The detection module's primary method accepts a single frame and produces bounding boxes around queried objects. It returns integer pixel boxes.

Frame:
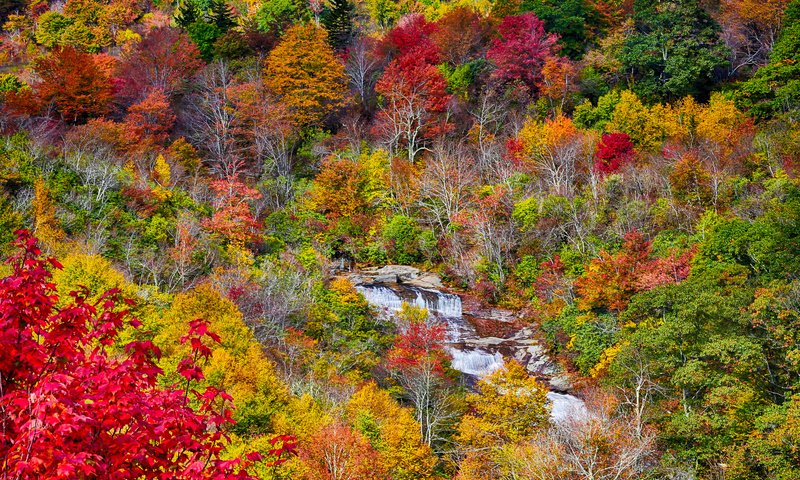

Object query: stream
[354,282,587,423]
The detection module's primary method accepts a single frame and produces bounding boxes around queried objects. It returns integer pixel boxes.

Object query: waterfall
[447,347,504,377]
[355,285,405,313]
[356,284,462,318]
[547,392,588,423]
[355,279,587,423]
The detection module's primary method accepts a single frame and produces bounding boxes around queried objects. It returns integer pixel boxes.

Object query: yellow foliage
[346,382,437,479]
[456,361,549,448]
[696,93,750,147]
[607,90,670,151]
[329,277,366,306]
[52,253,135,301]
[518,115,580,161]
[153,153,171,187]
[271,394,332,443]
[32,179,65,253]
[152,284,289,435]
[589,342,625,379]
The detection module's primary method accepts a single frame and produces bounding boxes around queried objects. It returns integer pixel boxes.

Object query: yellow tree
[32,179,65,252]
[346,382,437,479]
[264,23,348,127]
[456,361,549,479]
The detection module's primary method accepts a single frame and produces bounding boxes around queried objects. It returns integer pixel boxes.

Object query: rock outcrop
[347,265,444,289]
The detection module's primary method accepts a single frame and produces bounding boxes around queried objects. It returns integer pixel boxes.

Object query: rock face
[348,265,444,289]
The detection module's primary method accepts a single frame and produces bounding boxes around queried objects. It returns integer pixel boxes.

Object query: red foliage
[384,13,441,64]
[115,27,204,105]
[386,317,448,375]
[594,132,635,175]
[432,6,494,65]
[124,88,176,144]
[373,50,452,160]
[0,231,263,479]
[535,254,567,303]
[12,47,114,123]
[486,13,558,95]
[202,177,262,246]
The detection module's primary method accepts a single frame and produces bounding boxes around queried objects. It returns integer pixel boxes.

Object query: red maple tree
[0,230,283,479]
[486,13,558,96]
[594,132,635,175]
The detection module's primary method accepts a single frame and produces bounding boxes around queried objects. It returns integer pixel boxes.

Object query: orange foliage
[299,421,387,480]
[575,231,693,312]
[30,47,113,123]
[264,24,348,127]
[124,89,176,144]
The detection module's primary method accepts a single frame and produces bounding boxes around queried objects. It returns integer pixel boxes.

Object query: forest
[1,0,799,477]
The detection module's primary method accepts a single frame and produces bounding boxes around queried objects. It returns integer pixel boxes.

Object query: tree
[299,422,386,480]
[31,47,113,123]
[455,360,549,479]
[486,12,559,97]
[345,382,437,479]
[719,0,790,74]
[735,0,800,120]
[574,230,692,313]
[264,23,348,127]
[0,231,262,478]
[374,54,451,161]
[116,27,204,105]
[594,132,634,175]
[520,0,605,59]
[123,88,176,144]
[203,177,262,247]
[209,0,236,31]
[620,0,730,102]
[321,0,355,49]
[517,115,591,196]
[175,0,200,28]
[385,304,457,447]
[430,6,493,66]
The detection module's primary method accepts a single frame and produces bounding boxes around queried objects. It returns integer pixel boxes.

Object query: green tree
[735,0,800,120]
[620,0,729,102]
[519,0,604,59]
[321,0,354,50]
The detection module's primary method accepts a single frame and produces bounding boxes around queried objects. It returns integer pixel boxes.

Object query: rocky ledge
[347,265,444,290]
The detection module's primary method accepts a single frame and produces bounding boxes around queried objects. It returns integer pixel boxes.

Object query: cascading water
[356,282,586,423]
[355,285,462,317]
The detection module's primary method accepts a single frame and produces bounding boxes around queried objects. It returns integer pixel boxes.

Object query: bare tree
[418,140,477,233]
[188,61,244,180]
[344,36,382,111]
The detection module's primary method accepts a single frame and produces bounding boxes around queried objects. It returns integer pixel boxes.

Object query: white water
[356,282,586,423]
[355,284,462,317]
[447,347,505,377]
[547,392,589,422]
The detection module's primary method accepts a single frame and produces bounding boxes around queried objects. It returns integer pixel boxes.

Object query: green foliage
[187,20,222,60]
[0,74,24,94]
[208,0,235,31]
[572,90,620,129]
[255,0,308,33]
[735,1,800,120]
[175,0,201,28]
[439,61,483,99]
[621,0,729,102]
[321,0,355,49]
[382,214,422,264]
[35,11,73,48]
[545,304,617,374]
[519,0,603,59]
